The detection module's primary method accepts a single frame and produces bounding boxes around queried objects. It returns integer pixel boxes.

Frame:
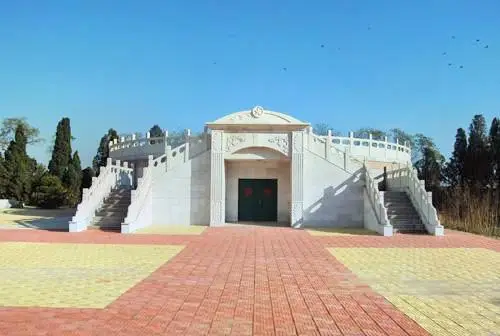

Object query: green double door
[238,179,278,222]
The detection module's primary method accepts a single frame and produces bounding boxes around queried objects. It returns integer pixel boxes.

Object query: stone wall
[151,150,211,225]
[225,160,291,224]
[302,151,364,227]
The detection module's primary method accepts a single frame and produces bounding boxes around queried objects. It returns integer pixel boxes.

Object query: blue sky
[1,0,499,167]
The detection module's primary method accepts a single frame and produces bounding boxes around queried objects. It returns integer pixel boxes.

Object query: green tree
[443,128,468,188]
[81,167,94,189]
[388,128,415,147]
[63,151,82,206]
[32,174,67,209]
[149,124,163,137]
[353,128,387,140]
[3,125,31,204]
[0,152,8,198]
[465,114,491,189]
[488,117,500,188]
[28,163,47,205]
[92,128,118,175]
[0,117,43,151]
[48,118,72,180]
[415,146,445,191]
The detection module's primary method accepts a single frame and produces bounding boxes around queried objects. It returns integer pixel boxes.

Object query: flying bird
[320,44,325,48]
[484,45,489,49]
[459,65,464,69]
[451,35,456,39]
[282,67,287,71]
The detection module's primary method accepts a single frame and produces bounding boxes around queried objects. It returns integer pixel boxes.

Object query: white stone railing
[121,136,211,233]
[307,129,412,164]
[389,166,444,236]
[121,155,156,233]
[108,129,210,162]
[307,132,364,173]
[69,158,133,232]
[364,165,392,236]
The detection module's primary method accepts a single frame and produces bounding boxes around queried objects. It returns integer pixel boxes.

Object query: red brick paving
[0,227,497,335]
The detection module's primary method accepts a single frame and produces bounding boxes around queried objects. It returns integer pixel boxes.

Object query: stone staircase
[383,191,426,233]
[88,187,131,231]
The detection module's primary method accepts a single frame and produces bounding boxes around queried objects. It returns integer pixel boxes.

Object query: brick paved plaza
[0,227,499,335]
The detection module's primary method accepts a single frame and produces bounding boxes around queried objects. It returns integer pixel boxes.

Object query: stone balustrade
[121,136,211,233]
[364,165,393,236]
[387,166,444,236]
[122,155,155,233]
[108,129,210,162]
[308,129,412,164]
[69,158,133,232]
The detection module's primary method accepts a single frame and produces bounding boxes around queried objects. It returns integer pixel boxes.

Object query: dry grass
[438,187,499,238]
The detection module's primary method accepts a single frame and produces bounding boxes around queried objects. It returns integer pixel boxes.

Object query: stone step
[104,198,131,203]
[91,220,123,228]
[385,203,415,208]
[99,206,129,213]
[88,225,121,231]
[96,210,128,216]
[389,215,422,220]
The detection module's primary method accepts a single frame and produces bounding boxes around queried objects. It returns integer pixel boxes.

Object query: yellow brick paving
[328,248,500,336]
[134,224,206,235]
[0,242,184,308]
[307,227,378,236]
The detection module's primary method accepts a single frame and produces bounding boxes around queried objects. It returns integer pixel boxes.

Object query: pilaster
[291,131,305,228]
[210,130,225,226]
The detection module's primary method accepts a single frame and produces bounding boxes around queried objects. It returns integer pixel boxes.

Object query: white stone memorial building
[69,106,443,236]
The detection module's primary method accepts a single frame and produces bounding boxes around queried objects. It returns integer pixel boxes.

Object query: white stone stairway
[89,187,131,231]
[383,191,426,233]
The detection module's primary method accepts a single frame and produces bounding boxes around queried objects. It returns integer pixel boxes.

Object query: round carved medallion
[251,106,264,118]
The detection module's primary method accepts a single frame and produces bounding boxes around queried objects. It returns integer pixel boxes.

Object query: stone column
[291,131,305,228]
[210,130,225,226]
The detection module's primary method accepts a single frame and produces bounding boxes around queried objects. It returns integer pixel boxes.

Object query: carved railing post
[325,130,332,162]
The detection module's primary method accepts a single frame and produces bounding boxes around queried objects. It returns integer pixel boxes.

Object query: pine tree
[48,118,72,180]
[416,147,444,191]
[81,167,94,189]
[465,114,491,189]
[0,152,8,198]
[62,151,82,207]
[3,125,30,204]
[444,128,468,188]
[149,125,163,137]
[489,117,500,188]
[92,128,118,175]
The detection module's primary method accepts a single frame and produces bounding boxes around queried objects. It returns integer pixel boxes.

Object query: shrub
[32,175,67,209]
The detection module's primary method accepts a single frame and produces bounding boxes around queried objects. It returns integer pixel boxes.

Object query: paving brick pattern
[0,226,498,335]
[0,242,183,308]
[329,248,500,336]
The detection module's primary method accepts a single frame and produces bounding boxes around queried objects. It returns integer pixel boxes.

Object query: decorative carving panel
[225,134,246,152]
[267,135,289,155]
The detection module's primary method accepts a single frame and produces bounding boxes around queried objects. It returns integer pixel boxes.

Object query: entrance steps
[89,187,131,231]
[382,191,426,233]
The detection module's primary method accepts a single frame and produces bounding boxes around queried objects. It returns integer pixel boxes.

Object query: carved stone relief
[268,135,289,155]
[225,134,246,152]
